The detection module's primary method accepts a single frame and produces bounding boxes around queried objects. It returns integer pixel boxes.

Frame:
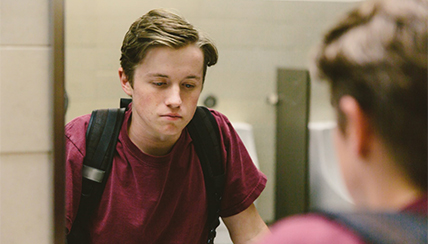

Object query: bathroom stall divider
[275,68,311,220]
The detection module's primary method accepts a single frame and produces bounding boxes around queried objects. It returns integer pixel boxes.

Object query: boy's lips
[161,113,182,119]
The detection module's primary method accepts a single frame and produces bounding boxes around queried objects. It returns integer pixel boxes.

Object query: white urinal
[231,122,260,169]
[308,122,354,211]
[215,122,260,244]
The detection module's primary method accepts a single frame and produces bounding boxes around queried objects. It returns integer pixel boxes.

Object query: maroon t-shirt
[257,195,427,244]
[65,106,267,243]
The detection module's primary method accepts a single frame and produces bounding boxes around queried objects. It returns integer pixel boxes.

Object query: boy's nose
[165,85,182,108]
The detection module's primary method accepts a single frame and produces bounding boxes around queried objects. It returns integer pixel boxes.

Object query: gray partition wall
[275,68,311,220]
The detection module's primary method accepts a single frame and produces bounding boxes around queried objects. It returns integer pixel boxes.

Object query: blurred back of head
[313,0,427,191]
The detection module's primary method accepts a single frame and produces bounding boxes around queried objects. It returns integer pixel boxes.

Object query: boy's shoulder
[65,114,92,149]
[66,114,91,134]
[261,213,365,244]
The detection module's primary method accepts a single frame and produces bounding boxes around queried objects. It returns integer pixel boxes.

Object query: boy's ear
[119,67,133,96]
[338,96,372,158]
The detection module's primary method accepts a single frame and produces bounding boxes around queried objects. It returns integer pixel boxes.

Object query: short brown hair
[313,0,427,190]
[120,9,218,86]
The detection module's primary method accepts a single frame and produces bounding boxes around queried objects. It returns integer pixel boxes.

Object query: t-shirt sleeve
[210,109,267,217]
[256,214,366,244]
[64,114,91,233]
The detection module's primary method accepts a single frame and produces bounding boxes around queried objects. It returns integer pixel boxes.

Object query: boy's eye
[153,82,166,86]
[184,84,195,88]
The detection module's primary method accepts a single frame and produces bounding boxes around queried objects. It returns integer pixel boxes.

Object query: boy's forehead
[133,46,204,76]
[139,45,202,62]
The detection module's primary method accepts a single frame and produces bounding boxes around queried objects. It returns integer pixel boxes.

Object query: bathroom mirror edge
[53,0,66,242]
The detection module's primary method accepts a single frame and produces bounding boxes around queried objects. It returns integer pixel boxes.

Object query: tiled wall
[1,0,54,242]
[65,0,357,223]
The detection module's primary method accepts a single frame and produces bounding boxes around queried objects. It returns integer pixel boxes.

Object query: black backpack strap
[321,211,427,244]
[67,99,129,244]
[187,106,226,244]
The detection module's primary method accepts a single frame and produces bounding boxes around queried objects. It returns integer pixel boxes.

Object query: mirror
[65,0,358,227]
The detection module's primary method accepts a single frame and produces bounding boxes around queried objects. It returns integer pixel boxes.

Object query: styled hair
[120,9,218,86]
[313,0,427,190]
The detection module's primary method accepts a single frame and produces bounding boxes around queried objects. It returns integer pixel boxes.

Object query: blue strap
[321,210,427,244]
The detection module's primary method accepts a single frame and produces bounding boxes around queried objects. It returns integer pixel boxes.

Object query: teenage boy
[66,9,268,244]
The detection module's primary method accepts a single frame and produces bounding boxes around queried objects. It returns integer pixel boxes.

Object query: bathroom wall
[65,0,357,223]
[0,0,54,242]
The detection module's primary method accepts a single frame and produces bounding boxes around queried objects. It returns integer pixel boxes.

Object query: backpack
[67,98,225,244]
[321,210,427,244]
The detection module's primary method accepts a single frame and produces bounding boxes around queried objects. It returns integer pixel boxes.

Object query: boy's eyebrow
[148,73,201,80]
[148,73,169,78]
[185,75,201,80]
